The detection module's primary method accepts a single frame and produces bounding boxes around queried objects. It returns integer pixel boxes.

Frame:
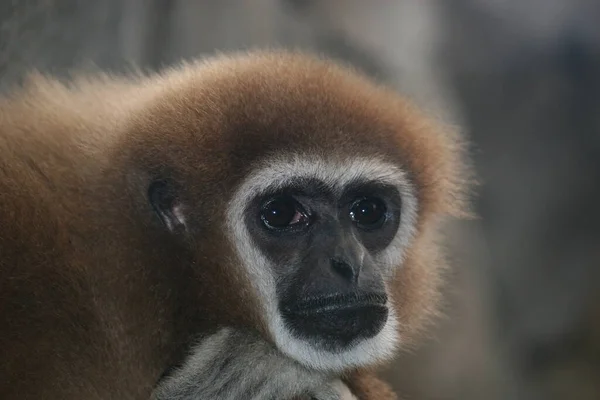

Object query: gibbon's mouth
[282,292,387,315]
[280,292,389,349]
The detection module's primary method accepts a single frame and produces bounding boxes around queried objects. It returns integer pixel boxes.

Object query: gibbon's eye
[260,196,309,230]
[349,197,387,230]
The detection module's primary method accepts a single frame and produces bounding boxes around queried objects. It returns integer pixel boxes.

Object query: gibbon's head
[118,51,471,372]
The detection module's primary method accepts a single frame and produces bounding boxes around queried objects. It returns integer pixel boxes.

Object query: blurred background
[1,1,599,399]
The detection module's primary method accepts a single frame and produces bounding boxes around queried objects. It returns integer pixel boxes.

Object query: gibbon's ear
[148,179,187,234]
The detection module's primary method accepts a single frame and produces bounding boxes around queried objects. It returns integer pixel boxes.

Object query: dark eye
[260,196,308,230]
[349,197,387,230]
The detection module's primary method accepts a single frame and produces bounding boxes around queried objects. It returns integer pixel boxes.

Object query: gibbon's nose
[330,258,359,285]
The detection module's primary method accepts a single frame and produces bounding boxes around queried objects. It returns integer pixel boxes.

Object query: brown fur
[0,51,471,399]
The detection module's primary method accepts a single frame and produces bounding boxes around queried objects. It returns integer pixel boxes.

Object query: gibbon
[0,51,471,399]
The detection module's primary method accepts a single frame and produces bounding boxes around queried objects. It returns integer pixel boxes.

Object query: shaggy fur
[0,51,471,399]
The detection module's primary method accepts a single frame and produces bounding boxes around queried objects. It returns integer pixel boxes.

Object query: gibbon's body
[0,51,470,399]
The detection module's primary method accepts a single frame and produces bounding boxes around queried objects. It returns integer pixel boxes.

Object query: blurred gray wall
[1,1,599,399]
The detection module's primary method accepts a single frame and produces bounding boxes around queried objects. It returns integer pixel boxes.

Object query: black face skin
[245,178,402,351]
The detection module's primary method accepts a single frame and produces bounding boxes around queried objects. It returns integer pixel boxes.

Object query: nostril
[330,258,359,284]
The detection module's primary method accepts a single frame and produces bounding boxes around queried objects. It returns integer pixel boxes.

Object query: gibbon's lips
[281,292,389,349]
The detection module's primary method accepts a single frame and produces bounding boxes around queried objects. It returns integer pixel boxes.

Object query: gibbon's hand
[152,328,331,400]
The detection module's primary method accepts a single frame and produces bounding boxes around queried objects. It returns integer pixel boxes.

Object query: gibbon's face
[226,155,417,371]
[137,52,465,373]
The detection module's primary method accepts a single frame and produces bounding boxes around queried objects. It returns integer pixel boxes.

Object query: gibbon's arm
[152,328,358,400]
